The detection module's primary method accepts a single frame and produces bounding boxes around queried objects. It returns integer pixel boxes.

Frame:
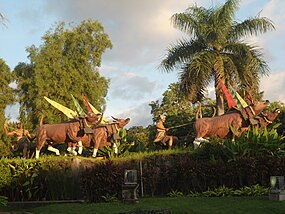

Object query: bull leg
[92,148,98,158]
[71,144,77,156]
[36,129,47,159]
[168,137,173,150]
[48,145,60,156]
[193,137,209,149]
[77,141,83,155]
[113,142,118,156]
[67,143,77,156]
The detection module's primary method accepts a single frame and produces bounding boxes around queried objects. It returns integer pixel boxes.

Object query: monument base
[122,184,139,203]
[269,191,285,201]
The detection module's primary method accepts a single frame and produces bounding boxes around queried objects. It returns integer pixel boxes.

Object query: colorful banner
[235,91,248,108]
[82,95,108,123]
[71,94,85,115]
[220,81,237,109]
[44,96,77,119]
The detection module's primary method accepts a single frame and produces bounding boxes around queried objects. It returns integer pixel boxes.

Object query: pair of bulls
[193,100,280,149]
[35,113,130,158]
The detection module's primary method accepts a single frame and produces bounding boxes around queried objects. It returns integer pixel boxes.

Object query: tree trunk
[216,93,224,116]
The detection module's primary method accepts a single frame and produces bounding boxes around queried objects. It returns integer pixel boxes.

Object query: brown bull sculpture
[35,112,101,158]
[193,100,270,149]
[255,108,280,128]
[82,116,130,158]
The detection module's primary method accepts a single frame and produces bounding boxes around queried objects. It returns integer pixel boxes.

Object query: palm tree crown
[160,0,275,115]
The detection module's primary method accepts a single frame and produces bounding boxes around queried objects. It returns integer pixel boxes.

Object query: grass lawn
[1,196,285,214]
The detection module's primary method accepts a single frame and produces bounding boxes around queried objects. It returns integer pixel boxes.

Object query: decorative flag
[82,95,93,113]
[44,96,77,119]
[235,91,248,108]
[247,89,253,104]
[71,94,85,115]
[220,81,237,108]
[82,95,108,123]
[229,86,249,109]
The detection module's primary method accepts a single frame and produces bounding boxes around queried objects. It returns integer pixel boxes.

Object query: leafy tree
[14,19,112,128]
[0,59,15,156]
[160,0,275,115]
[127,126,150,152]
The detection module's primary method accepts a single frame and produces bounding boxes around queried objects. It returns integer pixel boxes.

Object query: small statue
[153,115,177,150]
[4,120,34,159]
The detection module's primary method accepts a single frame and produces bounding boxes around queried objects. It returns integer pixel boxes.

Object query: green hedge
[0,153,284,202]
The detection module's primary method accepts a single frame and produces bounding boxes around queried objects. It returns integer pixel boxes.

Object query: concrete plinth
[122,184,139,203]
[269,191,285,201]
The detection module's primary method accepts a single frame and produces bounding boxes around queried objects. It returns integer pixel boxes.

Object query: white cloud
[109,101,154,128]
[109,72,158,100]
[261,71,285,102]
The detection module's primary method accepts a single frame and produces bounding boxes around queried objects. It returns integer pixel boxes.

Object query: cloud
[108,101,154,128]
[41,0,196,66]
[109,72,158,100]
[261,71,285,102]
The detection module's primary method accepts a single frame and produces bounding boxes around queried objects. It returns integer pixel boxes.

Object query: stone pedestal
[122,184,139,203]
[269,176,285,201]
[269,191,285,201]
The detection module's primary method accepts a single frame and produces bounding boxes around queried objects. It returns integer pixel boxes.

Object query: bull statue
[80,116,130,158]
[193,100,270,149]
[255,108,280,128]
[35,112,101,158]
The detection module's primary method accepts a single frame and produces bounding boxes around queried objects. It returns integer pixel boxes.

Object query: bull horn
[111,116,119,121]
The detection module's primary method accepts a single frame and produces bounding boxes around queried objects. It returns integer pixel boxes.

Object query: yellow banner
[44,96,78,119]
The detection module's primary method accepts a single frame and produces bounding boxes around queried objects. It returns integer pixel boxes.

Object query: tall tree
[160,0,275,115]
[0,59,15,136]
[14,19,112,128]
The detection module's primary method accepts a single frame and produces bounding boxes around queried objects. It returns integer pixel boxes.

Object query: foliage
[223,126,285,161]
[101,193,118,203]
[189,184,268,197]
[0,59,15,139]
[0,139,12,158]
[160,0,275,115]
[0,195,7,207]
[81,160,125,202]
[0,158,12,189]
[13,19,112,129]
[127,126,151,152]
[167,190,184,197]
[2,159,42,201]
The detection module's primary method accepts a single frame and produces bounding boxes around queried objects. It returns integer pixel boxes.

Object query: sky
[1,0,285,128]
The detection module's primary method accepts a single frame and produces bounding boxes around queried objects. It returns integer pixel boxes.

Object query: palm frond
[171,5,210,37]
[160,39,206,72]
[179,52,214,100]
[229,17,275,40]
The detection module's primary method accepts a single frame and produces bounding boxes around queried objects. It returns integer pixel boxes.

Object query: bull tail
[39,114,45,127]
[195,101,202,120]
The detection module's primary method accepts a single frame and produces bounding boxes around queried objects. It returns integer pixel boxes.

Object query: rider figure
[4,120,34,158]
[153,115,176,150]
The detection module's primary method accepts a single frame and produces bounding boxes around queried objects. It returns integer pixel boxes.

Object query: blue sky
[1,0,285,127]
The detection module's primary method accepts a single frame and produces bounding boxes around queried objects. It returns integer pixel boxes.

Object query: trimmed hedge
[0,153,284,202]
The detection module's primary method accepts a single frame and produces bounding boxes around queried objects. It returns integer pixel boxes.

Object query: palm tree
[160,0,275,115]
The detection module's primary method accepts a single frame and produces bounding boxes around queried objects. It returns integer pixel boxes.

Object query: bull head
[111,116,130,128]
